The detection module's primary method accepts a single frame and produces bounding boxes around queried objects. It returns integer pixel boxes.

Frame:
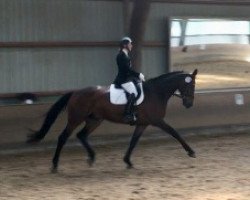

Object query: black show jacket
[113,50,140,87]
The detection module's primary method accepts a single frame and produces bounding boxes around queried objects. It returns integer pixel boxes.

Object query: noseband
[173,93,192,100]
[173,93,183,99]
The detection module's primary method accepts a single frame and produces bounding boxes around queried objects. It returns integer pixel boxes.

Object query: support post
[179,19,188,46]
[166,17,171,72]
[129,0,151,71]
[123,0,130,35]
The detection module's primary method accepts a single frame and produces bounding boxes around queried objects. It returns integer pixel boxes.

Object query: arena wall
[1,1,250,149]
[1,1,250,93]
[1,90,249,148]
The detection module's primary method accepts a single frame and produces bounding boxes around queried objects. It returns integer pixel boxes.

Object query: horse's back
[74,85,108,95]
[69,86,109,105]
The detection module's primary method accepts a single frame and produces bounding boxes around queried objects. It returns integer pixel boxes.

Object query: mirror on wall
[171,18,250,90]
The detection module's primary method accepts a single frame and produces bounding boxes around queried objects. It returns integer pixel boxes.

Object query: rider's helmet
[121,37,132,43]
[120,36,132,48]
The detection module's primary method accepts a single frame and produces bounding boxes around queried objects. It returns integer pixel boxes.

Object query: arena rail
[0,87,249,152]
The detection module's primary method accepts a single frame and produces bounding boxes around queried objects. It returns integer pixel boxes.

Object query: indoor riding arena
[0,1,250,200]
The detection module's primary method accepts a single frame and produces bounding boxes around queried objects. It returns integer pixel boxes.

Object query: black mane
[146,71,184,83]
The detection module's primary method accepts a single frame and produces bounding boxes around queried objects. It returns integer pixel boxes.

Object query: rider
[113,37,145,123]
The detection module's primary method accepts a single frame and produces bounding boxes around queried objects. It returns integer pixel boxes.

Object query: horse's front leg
[154,120,196,158]
[124,125,147,169]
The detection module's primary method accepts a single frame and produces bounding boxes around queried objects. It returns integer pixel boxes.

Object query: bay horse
[27,70,198,172]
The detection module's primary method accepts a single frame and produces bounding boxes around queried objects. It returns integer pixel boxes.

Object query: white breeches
[121,82,138,97]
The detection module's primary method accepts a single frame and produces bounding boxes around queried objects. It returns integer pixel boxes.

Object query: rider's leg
[124,93,137,123]
[134,81,141,101]
[121,82,138,123]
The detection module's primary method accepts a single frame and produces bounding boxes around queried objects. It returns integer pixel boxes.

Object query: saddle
[109,82,144,105]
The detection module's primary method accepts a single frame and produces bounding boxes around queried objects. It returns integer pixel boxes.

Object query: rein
[173,93,183,99]
[147,71,195,101]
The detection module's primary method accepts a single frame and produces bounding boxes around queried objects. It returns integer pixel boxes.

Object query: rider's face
[126,42,133,52]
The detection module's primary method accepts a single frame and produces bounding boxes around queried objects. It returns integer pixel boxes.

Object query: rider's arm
[119,53,140,78]
[124,56,145,81]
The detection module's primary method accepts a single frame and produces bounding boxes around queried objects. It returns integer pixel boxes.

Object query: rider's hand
[139,73,145,82]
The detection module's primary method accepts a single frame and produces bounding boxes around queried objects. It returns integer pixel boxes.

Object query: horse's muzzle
[184,103,193,108]
[183,98,193,108]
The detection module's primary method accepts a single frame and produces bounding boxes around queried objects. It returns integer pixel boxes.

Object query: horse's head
[178,69,198,108]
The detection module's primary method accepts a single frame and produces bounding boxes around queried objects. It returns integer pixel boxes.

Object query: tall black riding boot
[124,93,137,124]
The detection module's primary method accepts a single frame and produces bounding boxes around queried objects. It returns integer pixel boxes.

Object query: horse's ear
[192,69,198,77]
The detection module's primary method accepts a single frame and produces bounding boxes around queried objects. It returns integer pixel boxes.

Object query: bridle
[173,93,183,99]
[173,85,194,100]
[171,72,197,101]
[173,75,196,100]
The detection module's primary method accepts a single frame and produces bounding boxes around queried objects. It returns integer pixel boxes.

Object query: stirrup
[124,113,137,124]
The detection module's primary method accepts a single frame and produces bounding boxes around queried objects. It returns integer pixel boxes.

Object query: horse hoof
[51,167,58,174]
[126,164,134,169]
[188,152,196,158]
[123,157,133,169]
[87,158,95,167]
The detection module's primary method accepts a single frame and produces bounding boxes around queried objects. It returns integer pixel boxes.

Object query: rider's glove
[139,73,145,82]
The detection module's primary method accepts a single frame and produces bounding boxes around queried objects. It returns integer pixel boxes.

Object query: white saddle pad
[109,83,144,105]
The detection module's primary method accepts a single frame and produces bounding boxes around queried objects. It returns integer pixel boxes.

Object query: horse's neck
[164,81,180,100]
[149,76,181,102]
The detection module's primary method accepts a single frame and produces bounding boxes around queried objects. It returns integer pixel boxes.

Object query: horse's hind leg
[76,117,102,166]
[51,124,75,173]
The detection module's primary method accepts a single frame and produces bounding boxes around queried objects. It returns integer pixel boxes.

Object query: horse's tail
[26,92,73,143]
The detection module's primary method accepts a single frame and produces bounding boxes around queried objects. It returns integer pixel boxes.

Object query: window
[171,18,250,90]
